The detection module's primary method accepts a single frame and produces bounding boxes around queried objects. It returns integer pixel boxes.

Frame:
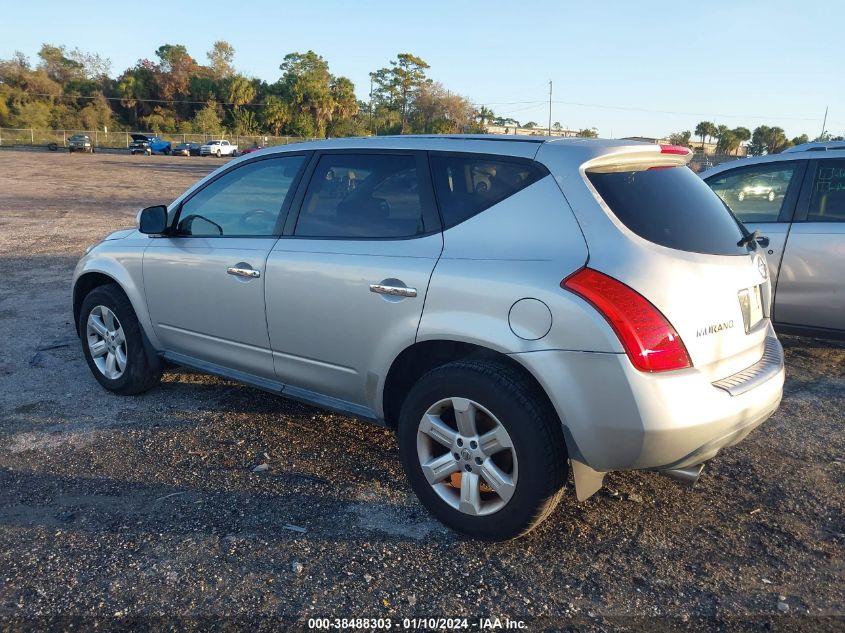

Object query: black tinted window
[587,165,747,255]
[706,163,797,223]
[296,154,425,238]
[177,155,305,236]
[429,154,547,228]
[807,159,845,222]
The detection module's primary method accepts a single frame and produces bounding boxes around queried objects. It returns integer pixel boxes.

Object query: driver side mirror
[137,205,169,234]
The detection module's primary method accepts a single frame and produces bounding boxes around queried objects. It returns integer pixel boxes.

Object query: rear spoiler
[582,144,693,172]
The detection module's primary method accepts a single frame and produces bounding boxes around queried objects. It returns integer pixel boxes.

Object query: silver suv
[73,136,785,539]
[702,146,845,339]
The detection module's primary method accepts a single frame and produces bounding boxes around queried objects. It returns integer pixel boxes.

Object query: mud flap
[570,458,606,501]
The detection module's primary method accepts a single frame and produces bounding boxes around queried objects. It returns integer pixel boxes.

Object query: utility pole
[820,106,828,140]
[369,73,374,135]
[548,80,553,136]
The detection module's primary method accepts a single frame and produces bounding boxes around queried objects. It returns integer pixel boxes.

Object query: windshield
[587,165,749,256]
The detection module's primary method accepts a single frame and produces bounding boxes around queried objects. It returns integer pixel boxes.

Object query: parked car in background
[129,134,171,156]
[173,142,202,157]
[239,144,267,156]
[782,140,845,153]
[68,134,94,153]
[73,136,784,539]
[200,139,238,157]
[702,145,845,339]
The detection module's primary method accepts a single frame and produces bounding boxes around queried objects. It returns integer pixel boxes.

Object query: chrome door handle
[227,266,260,278]
[370,283,417,298]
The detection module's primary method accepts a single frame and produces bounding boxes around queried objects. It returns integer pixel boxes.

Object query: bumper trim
[712,336,783,397]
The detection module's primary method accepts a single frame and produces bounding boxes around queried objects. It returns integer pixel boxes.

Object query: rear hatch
[576,147,771,381]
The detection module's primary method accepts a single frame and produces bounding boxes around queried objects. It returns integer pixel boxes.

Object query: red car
[240,145,268,156]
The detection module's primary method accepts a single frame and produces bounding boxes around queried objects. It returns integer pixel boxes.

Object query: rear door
[775,157,845,332]
[264,151,442,415]
[706,161,805,288]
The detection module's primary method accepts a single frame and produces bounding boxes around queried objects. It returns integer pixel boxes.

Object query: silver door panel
[265,234,442,408]
[143,237,278,379]
[775,223,845,331]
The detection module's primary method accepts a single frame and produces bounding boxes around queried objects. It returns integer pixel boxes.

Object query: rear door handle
[227,266,260,278]
[370,283,417,298]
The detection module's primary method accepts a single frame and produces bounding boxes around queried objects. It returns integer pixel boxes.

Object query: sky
[2,0,841,139]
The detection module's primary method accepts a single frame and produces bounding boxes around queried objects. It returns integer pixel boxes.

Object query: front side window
[429,154,547,228]
[706,163,797,223]
[176,155,305,236]
[807,159,845,222]
[295,154,425,238]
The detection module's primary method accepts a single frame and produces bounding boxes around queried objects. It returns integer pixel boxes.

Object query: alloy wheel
[86,305,127,380]
[416,397,518,516]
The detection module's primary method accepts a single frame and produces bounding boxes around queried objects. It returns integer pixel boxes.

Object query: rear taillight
[562,268,692,372]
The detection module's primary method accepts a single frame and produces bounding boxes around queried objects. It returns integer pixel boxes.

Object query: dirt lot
[0,149,843,631]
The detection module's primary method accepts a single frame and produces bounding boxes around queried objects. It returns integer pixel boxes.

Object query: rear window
[586,165,747,255]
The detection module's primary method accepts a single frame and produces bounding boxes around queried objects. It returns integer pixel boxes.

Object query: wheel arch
[73,272,122,335]
[72,263,159,350]
[382,340,560,432]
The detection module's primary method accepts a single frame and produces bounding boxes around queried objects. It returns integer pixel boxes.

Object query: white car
[200,140,238,157]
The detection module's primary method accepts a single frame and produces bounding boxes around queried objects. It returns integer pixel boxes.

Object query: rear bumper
[512,332,785,472]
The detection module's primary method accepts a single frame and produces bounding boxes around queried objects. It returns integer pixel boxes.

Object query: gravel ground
[0,150,843,632]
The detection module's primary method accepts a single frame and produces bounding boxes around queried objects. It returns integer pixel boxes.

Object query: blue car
[129,133,171,156]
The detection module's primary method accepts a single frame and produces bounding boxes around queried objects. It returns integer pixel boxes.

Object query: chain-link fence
[0,128,316,150]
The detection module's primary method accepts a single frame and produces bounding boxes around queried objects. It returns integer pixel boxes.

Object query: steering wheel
[238,208,276,232]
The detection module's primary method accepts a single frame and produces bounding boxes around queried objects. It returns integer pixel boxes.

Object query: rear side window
[807,159,845,222]
[429,154,547,229]
[587,165,747,255]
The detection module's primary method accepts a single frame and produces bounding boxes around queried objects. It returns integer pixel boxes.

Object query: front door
[776,158,845,332]
[143,154,308,380]
[265,151,442,415]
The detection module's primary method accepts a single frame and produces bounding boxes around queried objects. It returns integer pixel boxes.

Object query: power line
[19,92,265,108]
[17,90,834,126]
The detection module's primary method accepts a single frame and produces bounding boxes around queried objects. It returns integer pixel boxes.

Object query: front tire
[397,360,568,540]
[79,284,162,395]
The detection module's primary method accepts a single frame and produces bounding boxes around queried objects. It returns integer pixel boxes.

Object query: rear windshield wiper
[737,229,761,248]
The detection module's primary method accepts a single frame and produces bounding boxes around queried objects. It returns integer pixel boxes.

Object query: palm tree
[695,121,717,151]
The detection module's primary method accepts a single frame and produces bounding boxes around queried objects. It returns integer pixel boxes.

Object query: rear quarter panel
[417,175,619,354]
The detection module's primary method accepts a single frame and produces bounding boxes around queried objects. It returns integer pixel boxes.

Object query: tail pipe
[659,463,705,488]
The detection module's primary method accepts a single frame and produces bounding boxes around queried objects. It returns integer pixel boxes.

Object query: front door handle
[370,283,417,298]
[227,266,260,279]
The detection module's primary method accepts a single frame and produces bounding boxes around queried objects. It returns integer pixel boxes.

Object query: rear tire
[79,284,162,395]
[397,360,568,540]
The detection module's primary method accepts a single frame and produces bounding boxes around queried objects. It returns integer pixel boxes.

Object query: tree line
[668,121,841,156]
[0,43,496,138]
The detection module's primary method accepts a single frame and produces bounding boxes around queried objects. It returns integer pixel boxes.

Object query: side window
[295,154,425,238]
[706,163,797,223]
[807,159,845,222]
[429,154,547,229]
[177,155,305,236]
